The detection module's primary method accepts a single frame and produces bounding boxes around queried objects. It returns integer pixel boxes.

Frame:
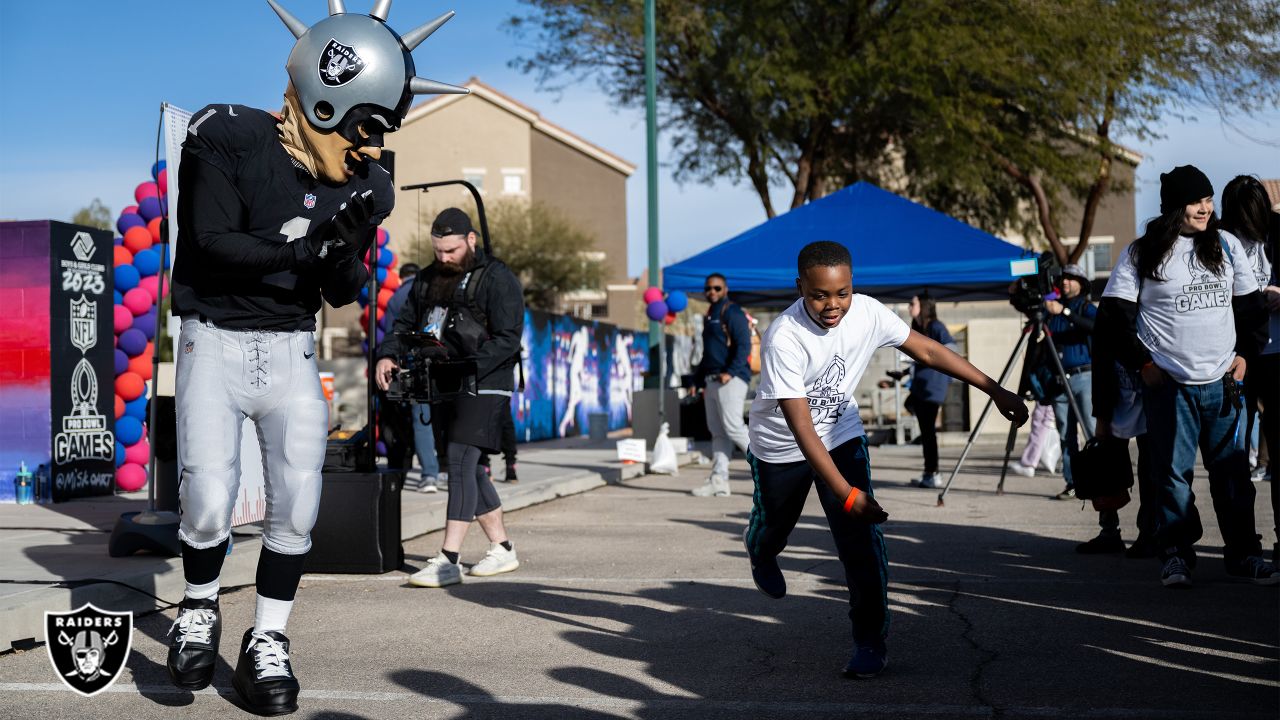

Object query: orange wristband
[843,487,861,513]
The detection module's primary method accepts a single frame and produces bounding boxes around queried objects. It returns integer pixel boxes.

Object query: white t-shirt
[1241,236,1279,356]
[748,295,910,463]
[1102,230,1259,384]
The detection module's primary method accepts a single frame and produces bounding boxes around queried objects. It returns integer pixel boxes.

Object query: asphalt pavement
[1,443,1276,719]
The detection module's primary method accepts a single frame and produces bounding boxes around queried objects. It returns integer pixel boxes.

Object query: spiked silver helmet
[267,0,467,140]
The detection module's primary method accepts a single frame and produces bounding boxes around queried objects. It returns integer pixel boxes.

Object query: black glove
[323,189,377,261]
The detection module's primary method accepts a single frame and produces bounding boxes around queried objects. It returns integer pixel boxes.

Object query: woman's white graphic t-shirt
[1103,230,1259,384]
[749,295,910,463]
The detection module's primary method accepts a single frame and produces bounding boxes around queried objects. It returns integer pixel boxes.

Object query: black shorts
[447,393,509,452]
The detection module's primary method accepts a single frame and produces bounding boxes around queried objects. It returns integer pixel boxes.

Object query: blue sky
[1,1,1277,278]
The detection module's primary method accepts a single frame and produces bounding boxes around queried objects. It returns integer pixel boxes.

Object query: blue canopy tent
[664,182,1031,305]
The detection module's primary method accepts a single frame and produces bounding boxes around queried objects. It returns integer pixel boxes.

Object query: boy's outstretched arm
[898,330,1030,426]
[777,398,889,524]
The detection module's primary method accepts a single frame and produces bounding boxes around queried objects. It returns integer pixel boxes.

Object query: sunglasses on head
[704,284,724,292]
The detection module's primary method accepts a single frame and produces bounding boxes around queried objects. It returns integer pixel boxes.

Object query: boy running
[743,241,1028,678]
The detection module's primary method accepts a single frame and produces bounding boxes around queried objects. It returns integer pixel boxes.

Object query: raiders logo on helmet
[44,603,133,697]
[318,38,366,87]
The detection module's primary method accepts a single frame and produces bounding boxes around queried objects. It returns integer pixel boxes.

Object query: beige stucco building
[380,78,637,326]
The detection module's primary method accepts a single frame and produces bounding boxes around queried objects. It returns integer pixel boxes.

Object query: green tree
[485,200,604,311]
[70,198,113,231]
[511,1,1280,262]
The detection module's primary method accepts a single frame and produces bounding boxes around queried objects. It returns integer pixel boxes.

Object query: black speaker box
[304,470,404,574]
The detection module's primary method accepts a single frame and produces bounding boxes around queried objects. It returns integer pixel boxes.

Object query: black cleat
[505,463,519,483]
[1076,533,1125,554]
[233,629,300,716]
[167,596,221,690]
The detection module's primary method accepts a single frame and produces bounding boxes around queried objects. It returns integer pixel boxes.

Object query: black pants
[914,400,940,474]
[1099,433,1155,539]
[745,437,889,644]
[1248,353,1279,546]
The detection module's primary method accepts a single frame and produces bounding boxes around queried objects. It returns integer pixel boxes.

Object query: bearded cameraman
[374,207,525,587]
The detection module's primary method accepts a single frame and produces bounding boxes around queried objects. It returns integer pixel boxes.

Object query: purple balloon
[116,213,146,236]
[375,440,387,457]
[114,349,129,376]
[137,196,163,222]
[118,328,148,357]
[114,236,124,246]
[132,311,157,340]
[645,300,669,322]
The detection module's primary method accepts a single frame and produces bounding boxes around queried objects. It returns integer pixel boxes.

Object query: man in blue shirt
[692,273,753,497]
[1045,263,1097,500]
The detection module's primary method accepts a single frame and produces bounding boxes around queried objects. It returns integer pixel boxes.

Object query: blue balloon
[358,285,370,304]
[151,159,166,180]
[118,328,148,357]
[137,196,163,222]
[665,290,688,313]
[116,416,144,446]
[125,395,149,421]
[116,213,145,236]
[114,236,124,246]
[114,349,129,376]
[132,311,157,340]
[114,441,126,468]
[376,266,387,283]
[646,300,668,322]
[113,290,123,304]
[377,247,393,267]
[133,248,161,277]
[115,264,140,291]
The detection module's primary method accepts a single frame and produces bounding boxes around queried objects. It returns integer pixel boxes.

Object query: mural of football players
[165,2,466,714]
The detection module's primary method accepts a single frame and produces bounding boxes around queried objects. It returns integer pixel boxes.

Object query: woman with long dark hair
[905,293,954,488]
[1221,174,1279,560]
[1100,165,1275,587]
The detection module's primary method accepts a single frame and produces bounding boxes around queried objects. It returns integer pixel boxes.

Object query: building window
[1066,235,1114,278]
[501,168,526,196]
[461,167,485,194]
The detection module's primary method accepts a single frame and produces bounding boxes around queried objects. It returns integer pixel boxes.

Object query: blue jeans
[412,403,439,478]
[1143,378,1260,563]
[1052,369,1095,488]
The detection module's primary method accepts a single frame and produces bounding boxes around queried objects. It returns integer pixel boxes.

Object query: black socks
[500,540,512,552]
[442,550,460,564]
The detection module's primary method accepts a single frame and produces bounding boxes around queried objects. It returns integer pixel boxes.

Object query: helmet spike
[265,0,308,39]
[400,11,454,51]
[409,77,470,96]
[328,0,345,15]
[370,0,392,21]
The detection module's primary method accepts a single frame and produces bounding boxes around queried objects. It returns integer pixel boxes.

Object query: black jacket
[376,252,525,392]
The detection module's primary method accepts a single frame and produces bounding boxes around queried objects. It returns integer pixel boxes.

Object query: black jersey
[171,103,394,331]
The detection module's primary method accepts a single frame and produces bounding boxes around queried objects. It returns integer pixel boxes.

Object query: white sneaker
[418,475,439,493]
[408,555,462,587]
[1008,463,1036,478]
[469,543,520,577]
[691,478,731,497]
[910,474,943,489]
[1250,466,1268,483]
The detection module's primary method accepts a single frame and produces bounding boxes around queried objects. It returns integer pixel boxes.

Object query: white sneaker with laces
[691,477,731,497]
[418,475,439,493]
[910,474,943,489]
[1008,463,1036,478]
[469,543,520,577]
[409,555,463,587]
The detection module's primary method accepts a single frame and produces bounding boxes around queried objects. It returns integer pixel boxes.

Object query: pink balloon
[125,437,151,465]
[134,182,160,203]
[123,288,153,316]
[642,287,664,304]
[113,305,134,334]
[138,275,170,304]
[122,204,139,215]
[116,462,147,492]
[157,168,168,193]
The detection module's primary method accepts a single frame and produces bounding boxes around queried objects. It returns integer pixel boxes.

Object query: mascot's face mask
[267,0,469,181]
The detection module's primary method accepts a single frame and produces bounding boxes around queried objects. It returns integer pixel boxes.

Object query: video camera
[1009,251,1062,317]
[385,332,479,404]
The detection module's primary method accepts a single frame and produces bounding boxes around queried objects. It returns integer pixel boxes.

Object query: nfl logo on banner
[44,604,133,697]
[304,193,317,209]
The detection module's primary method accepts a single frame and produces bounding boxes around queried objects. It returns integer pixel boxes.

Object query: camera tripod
[935,307,1093,506]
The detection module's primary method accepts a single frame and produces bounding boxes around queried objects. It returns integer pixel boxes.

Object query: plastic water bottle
[14,462,34,505]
